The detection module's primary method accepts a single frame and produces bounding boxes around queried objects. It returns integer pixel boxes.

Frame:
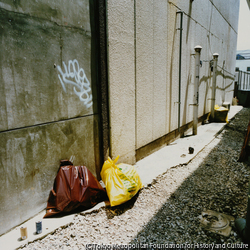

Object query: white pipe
[211,53,219,120]
[193,45,202,135]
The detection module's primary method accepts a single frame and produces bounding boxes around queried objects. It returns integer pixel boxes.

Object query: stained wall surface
[0,1,98,235]
[107,0,239,161]
[106,0,136,164]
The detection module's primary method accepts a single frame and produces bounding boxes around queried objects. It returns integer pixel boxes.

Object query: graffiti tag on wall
[57,59,93,108]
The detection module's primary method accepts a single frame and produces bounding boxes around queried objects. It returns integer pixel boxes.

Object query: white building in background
[236,50,250,72]
[235,50,250,106]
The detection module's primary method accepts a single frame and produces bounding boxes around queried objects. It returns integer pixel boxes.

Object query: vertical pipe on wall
[177,11,183,132]
[193,45,202,135]
[210,53,219,121]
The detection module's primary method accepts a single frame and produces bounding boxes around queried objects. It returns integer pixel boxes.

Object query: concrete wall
[136,0,169,149]
[106,0,136,164]
[0,0,99,235]
[107,0,239,162]
[0,0,240,236]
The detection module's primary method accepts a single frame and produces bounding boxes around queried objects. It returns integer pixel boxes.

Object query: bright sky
[237,0,250,50]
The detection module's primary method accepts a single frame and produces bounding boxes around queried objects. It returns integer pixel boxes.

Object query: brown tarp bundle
[44,160,107,218]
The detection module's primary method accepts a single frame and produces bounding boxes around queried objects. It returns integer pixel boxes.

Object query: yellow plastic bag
[100,155,143,206]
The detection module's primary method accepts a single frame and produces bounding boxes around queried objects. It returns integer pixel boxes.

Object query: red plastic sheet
[44,160,107,218]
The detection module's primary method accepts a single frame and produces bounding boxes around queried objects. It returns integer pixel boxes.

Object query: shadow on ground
[123,108,250,248]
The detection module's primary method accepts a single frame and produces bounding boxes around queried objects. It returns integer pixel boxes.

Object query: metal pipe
[177,11,183,132]
[193,45,202,135]
[238,71,240,90]
[210,53,219,121]
[243,71,244,89]
[241,71,243,89]
[243,72,245,90]
[240,70,242,90]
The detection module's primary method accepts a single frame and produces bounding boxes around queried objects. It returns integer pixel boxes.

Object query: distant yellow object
[214,105,229,123]
[101,155,143,206]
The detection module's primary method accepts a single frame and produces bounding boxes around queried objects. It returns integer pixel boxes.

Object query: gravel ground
[19,107,250,250]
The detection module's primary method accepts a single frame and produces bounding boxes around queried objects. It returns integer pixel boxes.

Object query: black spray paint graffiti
[57,59,93,108]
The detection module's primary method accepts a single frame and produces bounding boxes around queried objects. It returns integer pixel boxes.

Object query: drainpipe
[235,179,250,244]
[177,11,183,132]
[193,45,202,135]
[210,53,219,121]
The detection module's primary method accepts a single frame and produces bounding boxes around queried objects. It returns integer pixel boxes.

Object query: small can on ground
[20,227,28,240]
[36,221,42,234]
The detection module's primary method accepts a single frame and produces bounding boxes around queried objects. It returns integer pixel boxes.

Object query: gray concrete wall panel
[0,7,92,132]
[106,0,136,164]
[152,1,168,141]
[212,0,240,32]
[136,0,154,149]
[0,0,90,31]
[136,0,168,149]
[0,115,96,235]
[0,0,99,235]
